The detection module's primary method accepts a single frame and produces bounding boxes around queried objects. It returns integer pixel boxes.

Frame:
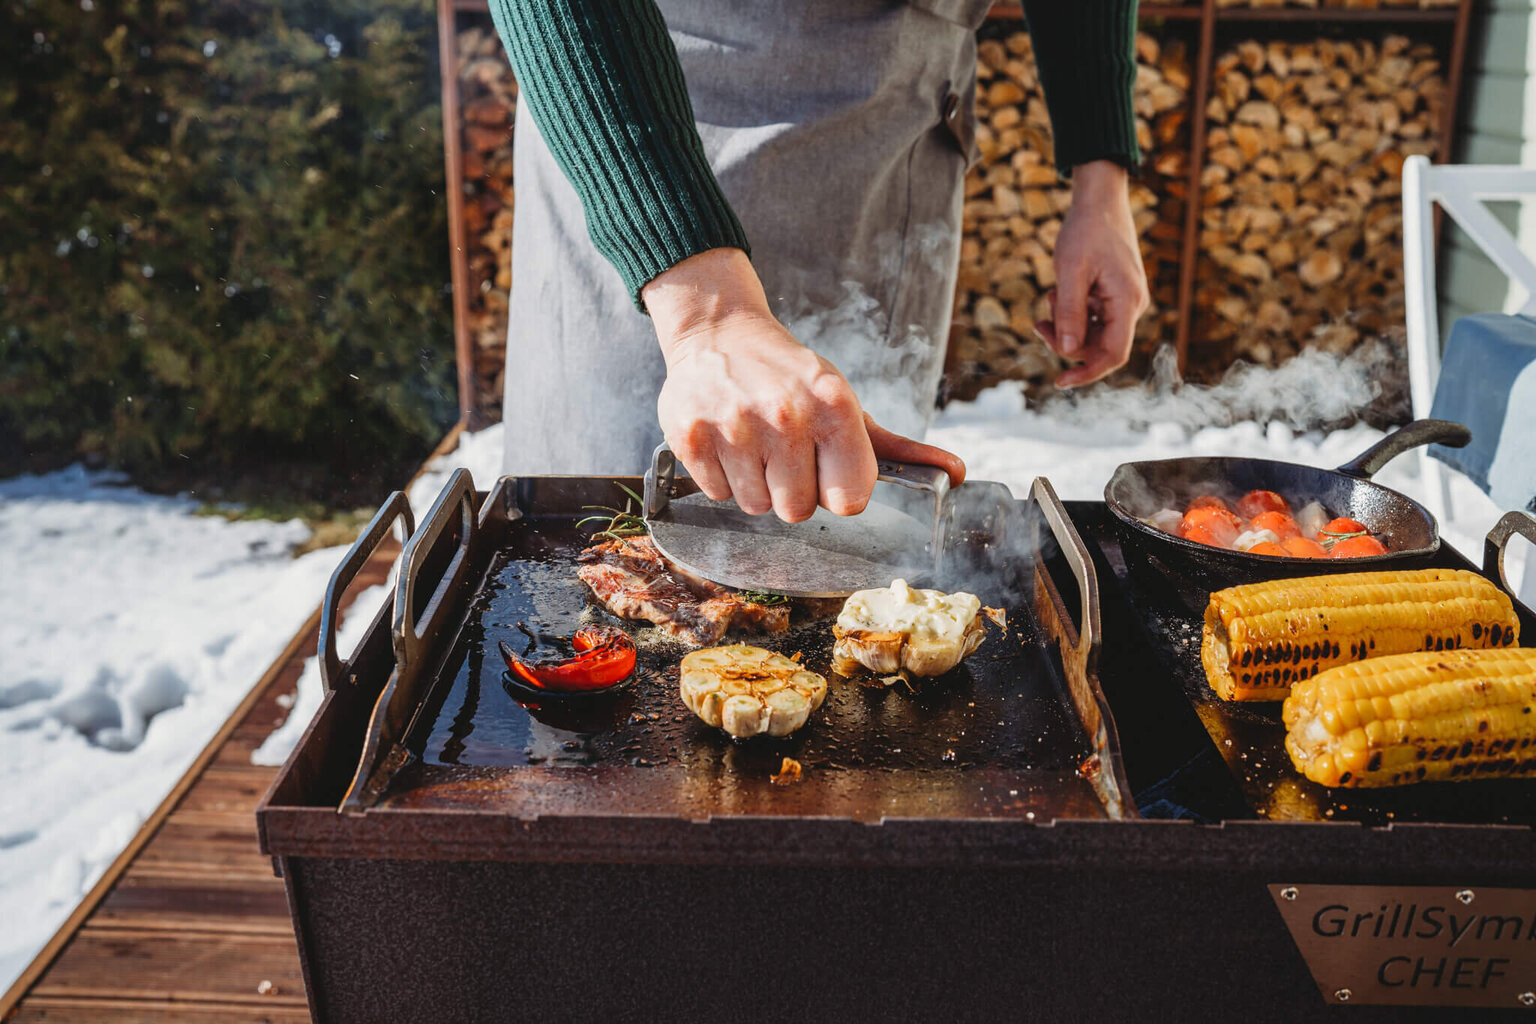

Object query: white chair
[1401,154,1536,602]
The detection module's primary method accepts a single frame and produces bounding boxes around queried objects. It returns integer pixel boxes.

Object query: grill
[258,472,1536,1022]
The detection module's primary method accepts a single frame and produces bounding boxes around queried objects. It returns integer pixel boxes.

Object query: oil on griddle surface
[394,521,1098,821]
[1096,513,1536,829]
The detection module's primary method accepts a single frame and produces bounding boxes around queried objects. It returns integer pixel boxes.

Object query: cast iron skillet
[1103,419,1472,589]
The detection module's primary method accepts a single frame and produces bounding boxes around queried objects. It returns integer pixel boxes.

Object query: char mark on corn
[1282,647,1536,787]
[1201,569,1519,701]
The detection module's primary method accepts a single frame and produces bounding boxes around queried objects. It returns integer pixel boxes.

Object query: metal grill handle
[1030,477,1101,667]
[394,468,476,671]
[320,490,414,692]
[1484,510,1536,608]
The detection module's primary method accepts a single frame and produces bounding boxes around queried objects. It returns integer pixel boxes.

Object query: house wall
[1440,0,1536,329]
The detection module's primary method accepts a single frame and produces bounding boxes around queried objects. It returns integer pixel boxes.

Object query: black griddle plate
[1067,501,1536,827]
[377,484,1116,823]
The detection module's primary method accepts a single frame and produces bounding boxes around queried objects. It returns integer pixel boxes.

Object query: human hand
[1034,160,1151,389]
[644,248,965,523]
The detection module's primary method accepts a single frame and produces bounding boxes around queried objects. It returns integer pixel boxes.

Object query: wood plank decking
[2,429,463,1022]
[2,545,399,1022]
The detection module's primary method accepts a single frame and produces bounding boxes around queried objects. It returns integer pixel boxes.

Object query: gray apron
[501,0,989,477]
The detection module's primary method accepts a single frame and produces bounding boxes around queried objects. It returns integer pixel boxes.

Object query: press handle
[1336,418,1471,480]
[646,442,953,516]
[877,459,952,497]
[644,442,676,518]
[394,468,476,671]
[319,491,414,692]
[1484,510,1536,601]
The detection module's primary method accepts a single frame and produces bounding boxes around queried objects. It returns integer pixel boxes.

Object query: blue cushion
[1428,312,1536,512]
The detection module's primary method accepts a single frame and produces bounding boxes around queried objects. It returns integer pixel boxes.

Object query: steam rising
[773,223,960,442]
[966,339,1401,438]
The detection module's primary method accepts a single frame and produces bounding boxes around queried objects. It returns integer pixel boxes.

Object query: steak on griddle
[576,536,789,645]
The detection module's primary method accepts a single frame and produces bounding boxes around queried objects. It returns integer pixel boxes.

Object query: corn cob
[1201,568,1518,701]
[1283,647,1536,787]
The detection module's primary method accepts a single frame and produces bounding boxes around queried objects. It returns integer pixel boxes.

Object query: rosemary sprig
[576,484,649,541]
[1317,528,1368,550]
[739,590,790,606]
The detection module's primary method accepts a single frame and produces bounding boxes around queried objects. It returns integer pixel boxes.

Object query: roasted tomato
[1247,541,1289,557]
[1282,536,1329,558]
[1235,489,1290,519]
[498,626,637,692]
[1187,494,1230,512]
[1181,523,1232,549]
[1249,510,1302,540]
[1179,506,1239,546]
[1322,516,1369,536]
[1330,535,1388,559]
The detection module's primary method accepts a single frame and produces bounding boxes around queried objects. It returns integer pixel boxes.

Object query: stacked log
[944,28,1191,403]
[1190,35,1443,374]
[452,20,1444,418]
[456,27,518,424]
[1215,1,1456,9]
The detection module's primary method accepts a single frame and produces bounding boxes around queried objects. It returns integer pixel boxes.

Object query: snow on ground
[0,468,344,992]
[2,347,1529,996]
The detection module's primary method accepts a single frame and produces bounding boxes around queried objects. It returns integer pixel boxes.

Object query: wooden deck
[1,544,403,1023]
[1,430,463,1022]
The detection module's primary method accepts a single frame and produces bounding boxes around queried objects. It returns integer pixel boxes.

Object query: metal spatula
[642,443,950,598]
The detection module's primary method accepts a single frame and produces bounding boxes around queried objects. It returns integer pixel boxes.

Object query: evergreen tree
[1,0,456,502]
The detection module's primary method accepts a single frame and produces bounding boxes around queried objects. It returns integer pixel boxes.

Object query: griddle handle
[1030,478,1100,665]
[320,490,414,692]
[1336,418,1471,480]
[394,468,477,671]
[1484,510,1536,605]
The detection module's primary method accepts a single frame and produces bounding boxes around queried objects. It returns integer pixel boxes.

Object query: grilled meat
[576,536,789,645]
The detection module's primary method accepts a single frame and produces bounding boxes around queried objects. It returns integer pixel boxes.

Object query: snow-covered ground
[0,469,344,991]
[2,350,1529,996]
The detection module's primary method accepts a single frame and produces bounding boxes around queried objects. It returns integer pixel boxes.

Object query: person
[488,1,1148,522]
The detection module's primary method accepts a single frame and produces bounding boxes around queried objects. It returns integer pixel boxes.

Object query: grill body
[257,479,1536,1022]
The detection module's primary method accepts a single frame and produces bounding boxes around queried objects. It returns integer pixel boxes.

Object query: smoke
[772,222,960,442]
[779,281,938,440]
[1019,337,1403,437]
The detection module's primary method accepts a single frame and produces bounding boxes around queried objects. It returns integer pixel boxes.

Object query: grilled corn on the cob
[1201,568,1518,701]
[1283,647,1536,787]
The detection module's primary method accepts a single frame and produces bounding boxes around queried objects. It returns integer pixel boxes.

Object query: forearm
[1020,0,1140,173]
[487,0,749,305]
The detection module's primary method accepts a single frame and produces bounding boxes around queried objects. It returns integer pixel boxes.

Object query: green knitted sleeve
[1021,0,1141,173]
[486,0,751,307]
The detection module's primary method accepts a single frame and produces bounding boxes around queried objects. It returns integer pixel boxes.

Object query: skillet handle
[1483,510,1536,600]
[1335,418,1471,480]
[320,491,413,692]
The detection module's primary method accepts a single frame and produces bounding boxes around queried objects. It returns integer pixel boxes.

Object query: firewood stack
[945,29,1190,403]
[457,27,518,423]
[1215,1,1455,8]
[1191,35,1443,373]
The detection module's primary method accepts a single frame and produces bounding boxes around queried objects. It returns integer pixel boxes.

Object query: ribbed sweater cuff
[1022,0,1141,174]
[488,0,751,307]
